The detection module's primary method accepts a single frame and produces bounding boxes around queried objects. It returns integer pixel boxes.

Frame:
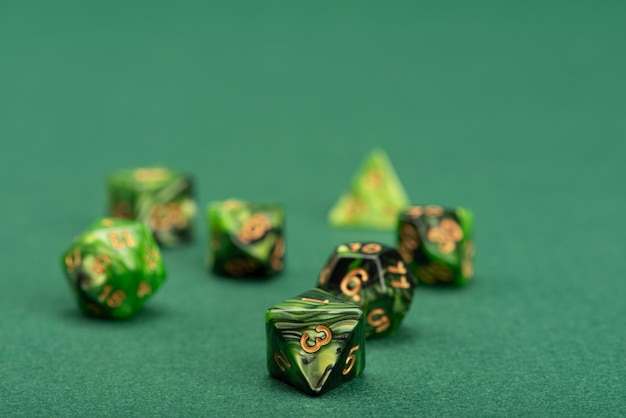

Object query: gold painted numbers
[238,213,271,244]
[367,308,390,333]
[461,241,475,279]
[348,242,382,254]
[424,205,444,217]
[98,285,126,308]
[223,258,258,277]
[150,203,187,231]
[427,218,463,254]
[400,223,419,250]
[340,268,369,302]
[65,248,82,273]
[101,218,114,227]
[91,255,111,275]
[300,325,332,354]
[137,281,152,298]
[406,206,423,218]
[274,350,291,372]
[389,260,411,289]
[398,223,420,262]
[109,230,137,250]
[301,297,329,304]
[143,246,159,271]
[318,266,330,286]
[362,243,382,254]
[343,345,360,375]
[270,237,284,271]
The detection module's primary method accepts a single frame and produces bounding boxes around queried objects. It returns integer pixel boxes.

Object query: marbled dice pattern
[266,289,365,396]
[61,218,167,319]
[397,205,474,286]
[317,242,416,338]
[208,199,284,278]
[108,167,196,247]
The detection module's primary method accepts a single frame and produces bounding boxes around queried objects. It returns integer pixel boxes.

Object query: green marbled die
[61,218,167,319]
[266,289,365,396]
[317,242,416,339]
[397,205,474,286]
[207,199,284,278]
[108,167,196,247]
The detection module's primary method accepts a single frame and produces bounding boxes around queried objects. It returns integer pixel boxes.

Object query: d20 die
[266,289,365,396]
[108,167,196,247]
[397,205,474,286]
[208,199,284,278]
[61,218,167,319]
[317,242,416,338]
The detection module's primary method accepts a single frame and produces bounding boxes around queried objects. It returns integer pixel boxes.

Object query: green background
[1,1,624,416]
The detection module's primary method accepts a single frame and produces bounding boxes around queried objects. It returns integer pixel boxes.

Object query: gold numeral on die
[367,308,390,333]
[389,260,411,289]
[109,230,137,250]
[347,242,382,254]
[91,255,111,275]
[238,213,271,244]
[143,246,159,271]
[343,345,360,375]
[340,268,369,302]
[64,249,82,273]
[137,281,152,298]
[274,350,291,372]
[98,285,126,308]
[300,325,332,354]
[301,297,329,304]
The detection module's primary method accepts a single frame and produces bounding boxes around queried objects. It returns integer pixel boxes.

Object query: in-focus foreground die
[208,199,284,278]
[266,289,365,396]
[108,167,196,247]
[397,205,474,286]
[61,218,167,319]
[317,242,416,338]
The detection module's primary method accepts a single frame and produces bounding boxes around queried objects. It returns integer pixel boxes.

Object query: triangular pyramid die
[329,149,409,229]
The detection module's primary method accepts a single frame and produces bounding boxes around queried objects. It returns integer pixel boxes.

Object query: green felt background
[1,1,624,416]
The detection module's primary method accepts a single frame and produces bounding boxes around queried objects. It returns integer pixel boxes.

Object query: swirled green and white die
[61,218,166,319]
[108,167,196,247]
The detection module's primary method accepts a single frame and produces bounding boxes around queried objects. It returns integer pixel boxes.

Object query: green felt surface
[1,1,625,416]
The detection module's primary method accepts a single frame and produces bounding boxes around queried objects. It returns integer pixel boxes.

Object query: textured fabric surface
[1,1,624,416]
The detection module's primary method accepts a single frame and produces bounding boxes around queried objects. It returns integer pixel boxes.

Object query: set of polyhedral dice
[60,150,474,396]
[265,210,474,396]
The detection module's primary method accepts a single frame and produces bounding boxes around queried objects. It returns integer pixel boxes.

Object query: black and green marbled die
[61,218,167,319]
[108,167,196,247]
[207,199,284,278]
[266,289,365,396]
[317,242,416,339]
[397,205,474,286]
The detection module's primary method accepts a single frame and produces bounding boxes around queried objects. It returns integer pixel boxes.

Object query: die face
[108,168,197,247]
[61,218,166,319]
[398,205,474,286]
[266,289,365,396]
[208,200,284,278]
[317,242,416,339]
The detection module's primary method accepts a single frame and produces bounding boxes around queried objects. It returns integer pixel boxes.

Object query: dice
[208,199,284,278]
[266,289,365,396]
[397,205,474,286]
[61,218,167,319]
[328,149,410,230]
[108,167,196,247]
[317,242,416,338]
